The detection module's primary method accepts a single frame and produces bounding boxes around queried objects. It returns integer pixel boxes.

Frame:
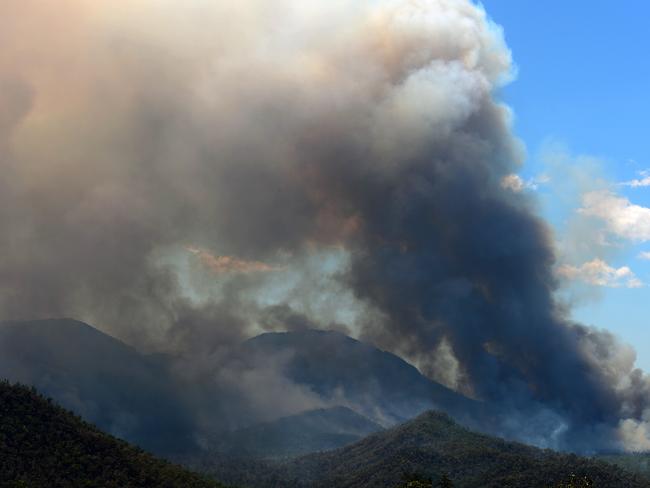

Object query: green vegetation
[2,375,648,488]
[201,410,649,487]
[396,473,435,487]
[396,472,454,488]
[0,380,226,488]
[437,474,454,488]
[551,474,594,487]
[597,452,650,477]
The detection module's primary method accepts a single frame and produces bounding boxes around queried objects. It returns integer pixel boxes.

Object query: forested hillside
[0,381,226,488]
[197,411,648,488]
[281,411,647,488]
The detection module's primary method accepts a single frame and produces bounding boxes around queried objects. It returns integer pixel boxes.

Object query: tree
[554,474,594,487]
[437,473,454,488]
[397,473,433,488]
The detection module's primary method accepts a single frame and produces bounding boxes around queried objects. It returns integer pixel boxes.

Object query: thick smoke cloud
[2,0,650,451]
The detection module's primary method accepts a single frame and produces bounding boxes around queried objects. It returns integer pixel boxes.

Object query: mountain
[0,321,486,457]
[0,319,194,454]
[240,330,483,427]
[283,411,649,488]
[0,321,400,460]
[0,380,226,488]
[203,411,647,488]
[3,321,647,487]
[211,406,382,459]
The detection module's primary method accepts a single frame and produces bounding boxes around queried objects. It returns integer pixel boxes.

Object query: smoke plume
[1,0,649,451]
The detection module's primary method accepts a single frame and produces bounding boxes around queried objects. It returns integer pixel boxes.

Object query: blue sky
[480,1,650,369]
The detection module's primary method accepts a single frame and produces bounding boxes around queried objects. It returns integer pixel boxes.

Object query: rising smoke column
[1,0,650,451]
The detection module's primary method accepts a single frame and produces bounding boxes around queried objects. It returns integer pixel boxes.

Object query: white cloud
[638,251,650,261]
[501,174,525,192]
[622,169,650,188]
[557,258,643,288]
[500,173,550,193]
[579,190,650,242]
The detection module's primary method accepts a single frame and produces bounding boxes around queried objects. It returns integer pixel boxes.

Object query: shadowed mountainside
[240,330,485,428]
[0,320,487,456]
[0,319,195,454]
[198,411,648,488]
[0,381,227,488]
[2,320,648,487]
[210,406,382,459]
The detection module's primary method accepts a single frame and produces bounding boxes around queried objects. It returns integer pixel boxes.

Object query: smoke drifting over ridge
[1,0,649,451]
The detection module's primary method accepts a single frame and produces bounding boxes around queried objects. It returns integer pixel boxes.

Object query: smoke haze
[2,0,650,451]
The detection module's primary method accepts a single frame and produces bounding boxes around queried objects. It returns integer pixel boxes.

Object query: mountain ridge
[241,329,481,428]
[0,319,484,455]
[201,409,647,488]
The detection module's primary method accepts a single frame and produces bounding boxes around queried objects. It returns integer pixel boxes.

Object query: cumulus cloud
[500,173,549,193]
[501,174,526,192]
[622,170,650,188]
[579,190,650,242]
[558,259,643,289]
[638,252,650,261]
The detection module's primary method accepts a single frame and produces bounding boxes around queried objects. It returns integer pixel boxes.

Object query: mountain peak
[242,328,478,427]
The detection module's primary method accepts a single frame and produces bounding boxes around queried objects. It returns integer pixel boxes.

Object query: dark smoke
[1,0,649,451]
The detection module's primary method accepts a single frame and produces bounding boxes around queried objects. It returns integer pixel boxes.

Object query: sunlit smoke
[1,0,650,452]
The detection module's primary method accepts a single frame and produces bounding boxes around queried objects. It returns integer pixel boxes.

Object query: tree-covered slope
[283,411,648,488]
[0,381,226,488]
[204,411,648,488]
[598,452,650,477]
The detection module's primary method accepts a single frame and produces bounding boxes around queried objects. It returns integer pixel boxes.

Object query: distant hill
[0,381,227,488]
[0,318,194,454]
[211,406,382,459]
[202,411,648,488]
[240,330,482,427]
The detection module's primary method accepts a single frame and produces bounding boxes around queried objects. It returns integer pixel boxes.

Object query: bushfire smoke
[1,0,649,451]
